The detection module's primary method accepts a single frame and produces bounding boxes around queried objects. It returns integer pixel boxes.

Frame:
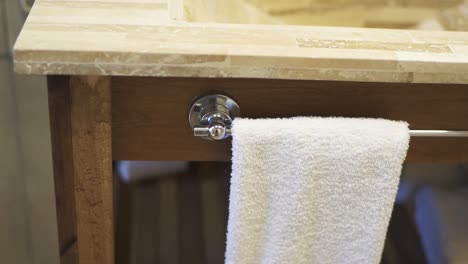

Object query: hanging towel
[226,117,410,264]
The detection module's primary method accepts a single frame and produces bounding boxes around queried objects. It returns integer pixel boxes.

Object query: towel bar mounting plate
[189,94,240,140]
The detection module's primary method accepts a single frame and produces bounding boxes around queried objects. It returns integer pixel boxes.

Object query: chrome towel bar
[409,130,468,137]
[189,94,468,141]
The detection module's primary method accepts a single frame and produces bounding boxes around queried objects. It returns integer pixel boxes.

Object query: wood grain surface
[112,77,468,163]
[70,76,114,264]
[48,76,78,264]
[48,75,114,264]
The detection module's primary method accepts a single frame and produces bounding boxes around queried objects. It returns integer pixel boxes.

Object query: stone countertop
[13,0,468,84]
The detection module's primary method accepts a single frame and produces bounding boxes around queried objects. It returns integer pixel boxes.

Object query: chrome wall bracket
[189,94,241,140]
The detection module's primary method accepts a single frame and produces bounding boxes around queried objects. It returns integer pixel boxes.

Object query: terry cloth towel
[225,117,410,264]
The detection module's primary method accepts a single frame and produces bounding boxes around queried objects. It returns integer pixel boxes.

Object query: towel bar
[189,94,468,140]
[409,130,468,137]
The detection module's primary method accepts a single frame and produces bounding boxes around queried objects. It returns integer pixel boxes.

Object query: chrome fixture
[188,94,468,140]
[409,130,468,137]
[189,94,240,140]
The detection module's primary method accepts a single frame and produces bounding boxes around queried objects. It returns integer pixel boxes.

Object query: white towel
[226,117,410,264]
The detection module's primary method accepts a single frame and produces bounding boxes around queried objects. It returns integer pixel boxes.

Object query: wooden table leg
[48,75,114,264]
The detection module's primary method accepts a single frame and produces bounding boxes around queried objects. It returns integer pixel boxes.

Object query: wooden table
[14,0,468,263]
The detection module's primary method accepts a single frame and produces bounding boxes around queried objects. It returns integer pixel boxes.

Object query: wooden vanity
[14,0,468,263]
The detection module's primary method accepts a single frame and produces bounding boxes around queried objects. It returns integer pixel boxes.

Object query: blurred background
[1,0,468,264]
[1,0,59,263]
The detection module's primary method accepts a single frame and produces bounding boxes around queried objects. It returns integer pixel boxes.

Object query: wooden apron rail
[110,76,468,163]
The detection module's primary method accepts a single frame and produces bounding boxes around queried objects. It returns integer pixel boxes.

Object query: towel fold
[226,117,410,264]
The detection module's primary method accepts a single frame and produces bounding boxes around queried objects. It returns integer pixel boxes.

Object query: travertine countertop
[13,0,468,83]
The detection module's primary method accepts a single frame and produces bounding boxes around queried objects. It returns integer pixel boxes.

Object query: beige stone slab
[239,0,464,28]
[28,0,169,26]
[13,0,468,84]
